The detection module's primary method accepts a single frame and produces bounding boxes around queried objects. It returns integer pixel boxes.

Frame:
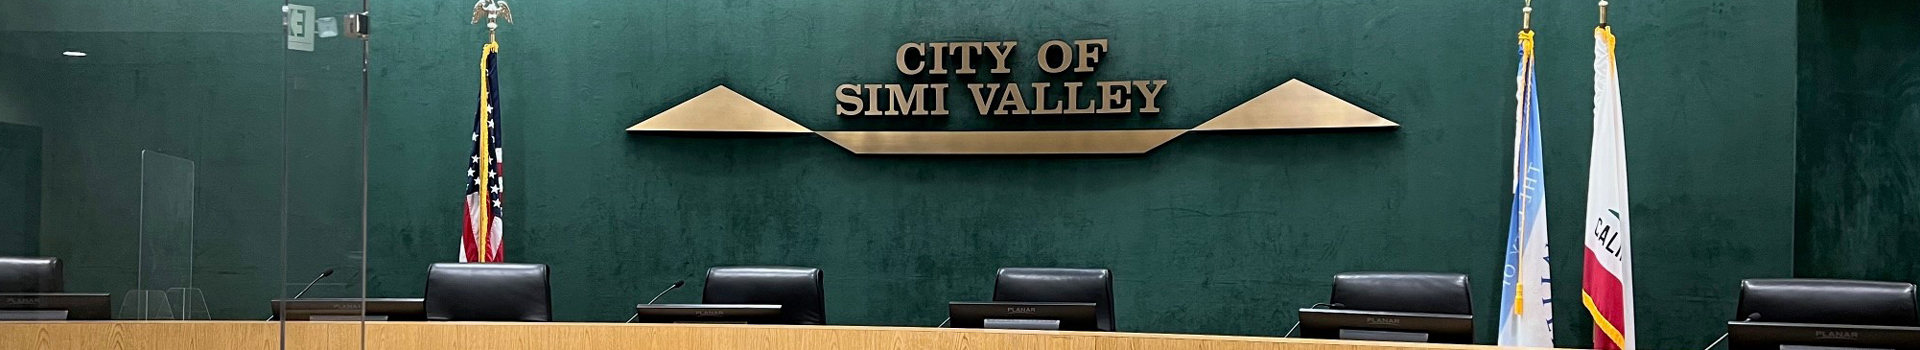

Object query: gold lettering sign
[838,39,1162,117]
[628,39,1398,155]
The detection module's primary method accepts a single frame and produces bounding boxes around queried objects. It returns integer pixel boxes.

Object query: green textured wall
[0,122,41,257]
[0,54,37,127]
[364,0,1798,348]
[1794,0,1920,285]
[1,16,48,257]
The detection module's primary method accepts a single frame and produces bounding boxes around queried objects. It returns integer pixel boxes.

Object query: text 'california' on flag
[1582,24,1635,350]
[463,41,506,263]
[1498,29,1555,348]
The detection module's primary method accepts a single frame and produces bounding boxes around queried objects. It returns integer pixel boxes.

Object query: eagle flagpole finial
[472,0,513,40]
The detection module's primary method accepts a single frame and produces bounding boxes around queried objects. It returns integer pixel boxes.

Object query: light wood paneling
[0,322,1545,350]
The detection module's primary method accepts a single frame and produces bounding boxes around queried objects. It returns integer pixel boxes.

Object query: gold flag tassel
[1513,0,1534,318]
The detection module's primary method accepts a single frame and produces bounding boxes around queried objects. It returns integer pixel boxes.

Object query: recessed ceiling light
[61,51,87,57]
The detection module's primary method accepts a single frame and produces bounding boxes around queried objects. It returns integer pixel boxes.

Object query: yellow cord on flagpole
[1520,30,1535,56]
[1512,0,1538,318]
[475,43,496,262]
[470,0,510,262]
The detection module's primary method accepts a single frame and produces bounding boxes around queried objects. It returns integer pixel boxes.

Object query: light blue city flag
[1498,30,1555,347]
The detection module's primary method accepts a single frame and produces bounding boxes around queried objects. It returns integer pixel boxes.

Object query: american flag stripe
[463,41,505,263]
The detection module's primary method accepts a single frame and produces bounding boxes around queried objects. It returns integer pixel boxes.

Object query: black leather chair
[423,263,551,321]
[703,266,826,325]
[993,267,1115,331]
[1736,279,1919,326]
[1329,272,1472,315]
[0,257,63,293]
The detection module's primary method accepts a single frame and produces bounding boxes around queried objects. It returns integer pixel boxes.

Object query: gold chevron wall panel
[628,80,1394,155]
[818,130,1188,155]
[626,86,813,133]
[1192,79,1398,131]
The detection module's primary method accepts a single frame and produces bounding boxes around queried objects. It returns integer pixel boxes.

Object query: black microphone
[626,280,686,323]
[648,280,686,304]
[1703,313,1761,350]
[1284,302,1343,337]
[268,268,335,320]
[292,268,336,299]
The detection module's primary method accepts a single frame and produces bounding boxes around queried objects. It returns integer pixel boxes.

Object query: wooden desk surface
[0,321,1541,350]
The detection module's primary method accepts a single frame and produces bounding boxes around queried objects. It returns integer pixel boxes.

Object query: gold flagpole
[469,0,511,262]
[1522,0,1533,32]
[1599,0,1609,27]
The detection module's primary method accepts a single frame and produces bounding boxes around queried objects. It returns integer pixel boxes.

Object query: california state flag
[1582,26,1635,350]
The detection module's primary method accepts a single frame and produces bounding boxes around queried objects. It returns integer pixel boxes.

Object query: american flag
[463,41,505,263]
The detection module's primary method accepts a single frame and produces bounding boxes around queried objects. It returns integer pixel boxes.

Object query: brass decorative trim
[1192,79,1398,131]
[818,130,1188,155]
[627,86,814,133]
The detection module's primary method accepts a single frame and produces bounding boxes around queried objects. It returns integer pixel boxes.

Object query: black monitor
[1729,321,1920,350]
[632,304,782,324]
[271,298,426,321]
[1298,308,1474,344]
[947,301,1099,331]
[0,293,111,320]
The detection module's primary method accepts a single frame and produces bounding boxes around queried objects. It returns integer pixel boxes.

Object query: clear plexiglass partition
[0,0,368,348]
[281,0,372,348]
[128,151,205,320]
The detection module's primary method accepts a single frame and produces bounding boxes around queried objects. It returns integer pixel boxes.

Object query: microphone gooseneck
[648,280,687,305]
[292,268,336,300]
[268,268,336,321]
[627,280,688,323]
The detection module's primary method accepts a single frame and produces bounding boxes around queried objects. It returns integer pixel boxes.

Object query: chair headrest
[1330,272,1472,315]
[424,263,551,321]
[993,267,1115,331]
[1737,279,1918,326]
[0,257,63,293]
[703,266,826,325]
